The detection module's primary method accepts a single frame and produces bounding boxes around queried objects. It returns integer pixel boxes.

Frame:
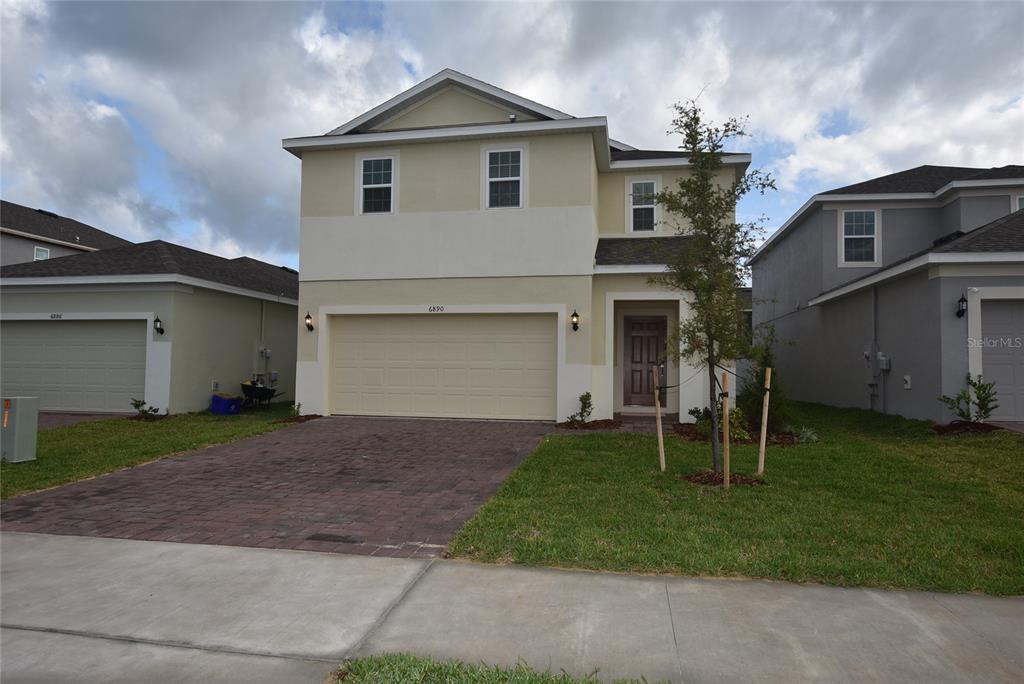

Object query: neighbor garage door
[1,319,146,413]
[330,313,556,420]
[981,300,1024,421]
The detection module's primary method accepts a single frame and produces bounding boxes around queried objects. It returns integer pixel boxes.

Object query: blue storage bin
[210,394,242,415]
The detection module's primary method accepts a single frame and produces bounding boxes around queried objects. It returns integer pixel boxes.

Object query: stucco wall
[375,86,537,131]
[1,233,85,266]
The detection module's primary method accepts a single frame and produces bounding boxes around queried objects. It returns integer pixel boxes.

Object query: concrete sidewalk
[2,532,1022,683]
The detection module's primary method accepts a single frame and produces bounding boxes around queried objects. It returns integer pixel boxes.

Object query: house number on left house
[49,313,63,319]
[427,305,445,313]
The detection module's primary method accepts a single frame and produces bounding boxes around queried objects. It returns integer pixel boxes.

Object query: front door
[624,316,667,406]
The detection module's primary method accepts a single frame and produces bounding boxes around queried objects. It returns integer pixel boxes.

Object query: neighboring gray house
[1,200,132,265]
[1,240,299,414]
[751,165,1024,423]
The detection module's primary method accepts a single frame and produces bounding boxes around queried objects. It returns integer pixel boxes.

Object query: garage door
[331,313,556,420]
[981,300,1024,421]
[1,319,146,413]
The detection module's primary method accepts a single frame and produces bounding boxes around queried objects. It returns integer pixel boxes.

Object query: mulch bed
[556,419,624,430]
[932,420,1002,435]
[272,414,323,425]
[683,469,764,487]
[673,423,796,446]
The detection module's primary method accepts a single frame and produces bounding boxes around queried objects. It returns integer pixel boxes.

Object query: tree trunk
[707,343,722,473]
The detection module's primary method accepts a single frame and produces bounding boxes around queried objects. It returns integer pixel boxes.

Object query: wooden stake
[722,371,730,491]
[757,367,772,476]
[653,366,666,473]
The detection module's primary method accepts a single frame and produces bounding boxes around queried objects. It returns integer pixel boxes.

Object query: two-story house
[283,69,750,422]
[751,165,1024,423]
[1,199,133,266]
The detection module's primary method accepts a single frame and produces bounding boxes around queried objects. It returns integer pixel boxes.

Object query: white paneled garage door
[981,300,1024,421]
[1,320,146,413]
[330,313,556,420]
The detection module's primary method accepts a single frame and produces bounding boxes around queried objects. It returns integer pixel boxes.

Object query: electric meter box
[2,396,39,463]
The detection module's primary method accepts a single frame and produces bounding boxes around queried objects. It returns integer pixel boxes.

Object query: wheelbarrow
[240,382,284,408]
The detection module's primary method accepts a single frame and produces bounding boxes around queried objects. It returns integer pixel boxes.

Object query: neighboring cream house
[283,69,749,422]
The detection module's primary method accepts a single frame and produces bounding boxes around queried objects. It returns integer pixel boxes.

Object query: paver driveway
[1,416,552,557]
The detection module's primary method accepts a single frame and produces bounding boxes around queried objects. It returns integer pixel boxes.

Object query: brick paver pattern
[1,417,552,558]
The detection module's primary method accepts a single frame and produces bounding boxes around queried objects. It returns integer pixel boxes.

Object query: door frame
[0,311,171,412]
[622,315,667,406]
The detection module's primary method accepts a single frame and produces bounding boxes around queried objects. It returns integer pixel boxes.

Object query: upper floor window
[840,210,879,266]
[33,246,49,261]
[360,157,393,214]
[486,149,522,209]
[1016,195,1024,211]
[630,181,657,232]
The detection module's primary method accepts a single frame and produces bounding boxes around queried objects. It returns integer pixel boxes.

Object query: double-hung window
[1016,195,1024,211]
[841,210,879,265]
[630,181,656,232]
[486,149,522,209]
[33,246,49,261]
[360,157,393,214]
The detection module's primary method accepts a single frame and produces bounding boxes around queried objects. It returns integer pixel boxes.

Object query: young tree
[652,100,775,473]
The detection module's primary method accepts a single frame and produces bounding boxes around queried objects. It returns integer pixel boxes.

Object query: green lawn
[448,403,1024,595]
[1,404,294,499]
[333,654,647,683]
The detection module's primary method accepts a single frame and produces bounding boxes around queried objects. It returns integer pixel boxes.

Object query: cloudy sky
[2,1,1021,268]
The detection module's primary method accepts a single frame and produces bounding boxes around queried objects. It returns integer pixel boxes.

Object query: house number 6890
[427,305,445,313]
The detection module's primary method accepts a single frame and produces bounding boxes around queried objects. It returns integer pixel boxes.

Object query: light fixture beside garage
[304,312,315,331]
[571,309,580,331]
[153,317,165,335]
[956,293,968,318]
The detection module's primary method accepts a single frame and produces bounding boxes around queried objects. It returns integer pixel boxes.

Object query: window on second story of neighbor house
[630,181,656,231]
[487,150,521,208]
[361,157,393,214]
[1016,195,1024,211]
[841,210,878,264]
[33,246,49,261]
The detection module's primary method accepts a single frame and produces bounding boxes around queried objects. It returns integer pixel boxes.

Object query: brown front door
[624,316,667,406]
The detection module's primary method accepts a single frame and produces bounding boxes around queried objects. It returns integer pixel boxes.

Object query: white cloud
[1,1,1020,262]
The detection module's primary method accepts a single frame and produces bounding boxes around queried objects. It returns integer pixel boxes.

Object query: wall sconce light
[956,294,968,318]
[153,316,165,335]
[304,312,315,331]
[570,309,580,331]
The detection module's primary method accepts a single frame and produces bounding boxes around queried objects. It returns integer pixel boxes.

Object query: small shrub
[788,425,819,444]
[291,403,302,418]
[737,329,793,433]
[129,398,160,418]
[688,403,750,441]
[567,392,594,425]
[938,374,1000,422]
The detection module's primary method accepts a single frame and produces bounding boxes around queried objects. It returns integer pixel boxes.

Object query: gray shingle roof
[933,209,1024,253]
[824,165,1024,195]
[609,149,748,163]
[1,200,133,250]
[1,240,298,300]
[595,236,692,265]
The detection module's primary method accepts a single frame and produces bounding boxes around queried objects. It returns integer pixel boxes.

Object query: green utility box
[1,396,39,463]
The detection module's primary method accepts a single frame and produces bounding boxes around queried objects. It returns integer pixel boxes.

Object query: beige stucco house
[284,69,749,422]
[0,240,298,414]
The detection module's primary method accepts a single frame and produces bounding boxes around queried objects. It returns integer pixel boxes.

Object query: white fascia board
[325,68,573,137]
[594,264,670,274]
[807,252,1024,306]
[284,117,608,156]
[608,138,637,151]
[751,180,1024,264]
[0,227,99,252]
[608,153,752,172]
[1,274,298,305]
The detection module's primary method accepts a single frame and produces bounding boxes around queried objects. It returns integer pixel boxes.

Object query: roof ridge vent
[933,230,964,247]
[35,208,59,218]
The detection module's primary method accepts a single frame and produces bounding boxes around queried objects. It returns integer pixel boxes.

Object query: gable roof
[750,163,1024,264]
[808,209,1024,306]
[824,165,1024,195]
[1,199,133,251]
[1,240,298,300]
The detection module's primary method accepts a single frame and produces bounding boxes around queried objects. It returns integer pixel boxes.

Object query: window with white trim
[841,210,878,264]
[33,246,49,261]
[486,149,521,208]
[630,181,656,231]
[1016,195,1024,211]
[360,157,393,214]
